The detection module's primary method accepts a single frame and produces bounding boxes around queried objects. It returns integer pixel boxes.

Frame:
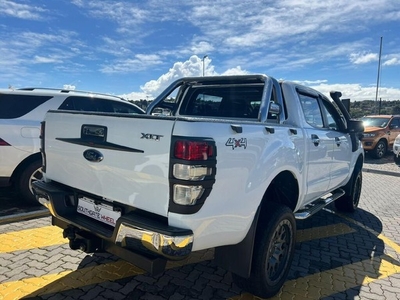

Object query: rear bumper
[32,180,193,274]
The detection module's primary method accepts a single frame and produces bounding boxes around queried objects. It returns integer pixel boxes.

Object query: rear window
[59,96,143,114]
[0,94,52,119]
[180,85,263,119]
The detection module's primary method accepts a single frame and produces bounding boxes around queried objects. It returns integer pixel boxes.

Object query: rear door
[44,111,175,217]
[298,92,334,201]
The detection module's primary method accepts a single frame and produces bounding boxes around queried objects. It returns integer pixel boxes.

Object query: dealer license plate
[77,196,121,227]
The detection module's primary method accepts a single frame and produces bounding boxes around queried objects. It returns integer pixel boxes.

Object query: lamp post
[202,55,208,76]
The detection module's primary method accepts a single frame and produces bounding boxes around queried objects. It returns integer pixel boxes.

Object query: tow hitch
[63,226,103,253]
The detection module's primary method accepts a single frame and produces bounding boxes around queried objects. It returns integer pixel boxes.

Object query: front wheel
[233,203,296,298]
[372,140,387,159]
[335,171,362,212]
[17,159,43,204]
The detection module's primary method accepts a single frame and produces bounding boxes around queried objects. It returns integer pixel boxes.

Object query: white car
[393,133,400,165]
[0,87,144,203]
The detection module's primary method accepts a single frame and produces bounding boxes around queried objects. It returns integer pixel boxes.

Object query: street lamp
[202,55,208,76]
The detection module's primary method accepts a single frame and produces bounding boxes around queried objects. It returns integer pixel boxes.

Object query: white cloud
[221,66,249,76]
[383,57,400,66]
[122,55,400,102]
[126,56,247,98]
[63,84,76,90]
[100,54,163,74]
[0,0,46,20]
[308,83,400,101]
[33,55,62,64]
[349,52,378,64]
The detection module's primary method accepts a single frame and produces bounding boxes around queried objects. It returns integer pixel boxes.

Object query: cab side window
[298,91,345,130]
[390,118,400,129]
[299,94,323,128]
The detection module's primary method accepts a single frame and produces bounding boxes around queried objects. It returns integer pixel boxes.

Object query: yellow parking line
[0,260,144,300]
[0,226,66,253]
[0,249,214,299]
[2,218,398,299]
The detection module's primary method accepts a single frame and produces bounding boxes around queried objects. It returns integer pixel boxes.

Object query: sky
[0,0,399,102]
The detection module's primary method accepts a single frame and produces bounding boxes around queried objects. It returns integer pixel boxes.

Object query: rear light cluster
[40,121,46,172]
[170,137,216,213]
[0,139,11,146]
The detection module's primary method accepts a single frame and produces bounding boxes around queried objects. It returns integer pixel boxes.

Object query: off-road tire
[232,203,296,298]
[372,140,387,159]
[335,171,362,212]
[17,159,42,204]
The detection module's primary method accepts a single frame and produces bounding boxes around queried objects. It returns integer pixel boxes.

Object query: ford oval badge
[83,149,104,162]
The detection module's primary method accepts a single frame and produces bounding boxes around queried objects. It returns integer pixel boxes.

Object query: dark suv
[0,88,144,203]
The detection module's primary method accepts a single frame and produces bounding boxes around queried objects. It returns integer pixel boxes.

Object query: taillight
[0,138,10,146]
[174,140,213,160]
[40,121,46,172]
[170,138,216,211]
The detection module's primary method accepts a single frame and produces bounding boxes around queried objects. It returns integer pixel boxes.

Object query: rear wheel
[335,171,362,212]
[233,203,296,298]
[17,159,42,204]
[372,140,387,159]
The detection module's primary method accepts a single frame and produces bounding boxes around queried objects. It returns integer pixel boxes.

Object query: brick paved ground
[0,155,400,299]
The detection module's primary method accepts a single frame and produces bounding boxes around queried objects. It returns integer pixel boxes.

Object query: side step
[294,188,345,220]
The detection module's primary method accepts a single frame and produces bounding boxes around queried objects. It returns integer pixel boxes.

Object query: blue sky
[1,0,399,101]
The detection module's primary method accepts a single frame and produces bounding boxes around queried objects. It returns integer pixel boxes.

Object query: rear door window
[0,94,52,119]
[59,96,143,114]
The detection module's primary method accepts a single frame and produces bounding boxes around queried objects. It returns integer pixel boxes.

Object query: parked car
[0,87,144,203]
[361,115,400,159]
[393,133,400,165]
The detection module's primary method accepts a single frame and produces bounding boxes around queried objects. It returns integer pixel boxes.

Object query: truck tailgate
[43,111,174,217]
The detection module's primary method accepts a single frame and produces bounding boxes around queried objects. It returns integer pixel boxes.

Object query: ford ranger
[33,75,364,298]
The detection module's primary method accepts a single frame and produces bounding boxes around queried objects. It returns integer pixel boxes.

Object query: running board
[294,189,345,220]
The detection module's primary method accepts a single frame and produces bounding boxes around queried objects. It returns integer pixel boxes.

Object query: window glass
[0,94,52,119]
[299,94,323,127]
[59,97,143,114]
[181,85,263,119]
[390,118,400,129]
[321,99,339,130]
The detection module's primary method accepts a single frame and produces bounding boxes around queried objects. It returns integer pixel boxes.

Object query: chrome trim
[115,223,193,258]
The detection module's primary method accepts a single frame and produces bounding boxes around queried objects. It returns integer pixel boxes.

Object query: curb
[0,208,50,225]
[362,167,400,177]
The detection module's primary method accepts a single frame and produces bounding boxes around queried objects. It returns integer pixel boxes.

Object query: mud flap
[214,207,260,278]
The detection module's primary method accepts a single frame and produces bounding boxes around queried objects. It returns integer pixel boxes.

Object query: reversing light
[173,185,204,205]
[173,164,211,180]
[174,140,213,160]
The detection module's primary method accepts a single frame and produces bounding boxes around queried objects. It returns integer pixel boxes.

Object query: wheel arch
[214,170,299,278]
[10,152,42,184]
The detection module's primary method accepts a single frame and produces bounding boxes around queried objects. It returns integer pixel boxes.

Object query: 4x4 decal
[225,137,247,149]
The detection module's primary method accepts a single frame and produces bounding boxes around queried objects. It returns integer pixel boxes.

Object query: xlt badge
[141,133,163,141]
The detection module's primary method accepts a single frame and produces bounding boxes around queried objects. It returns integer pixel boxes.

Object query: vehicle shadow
[20,204,400,299]
[285,205,400,299]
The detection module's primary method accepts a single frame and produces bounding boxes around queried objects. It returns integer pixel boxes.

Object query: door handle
[335,137,341,146]
[311,134,320,146]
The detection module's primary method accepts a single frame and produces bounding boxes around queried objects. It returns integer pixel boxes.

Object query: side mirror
[267,102,281,122]
[347,120,364,134]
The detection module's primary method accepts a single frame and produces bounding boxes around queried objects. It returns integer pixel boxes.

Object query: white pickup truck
[33,75,364,298]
